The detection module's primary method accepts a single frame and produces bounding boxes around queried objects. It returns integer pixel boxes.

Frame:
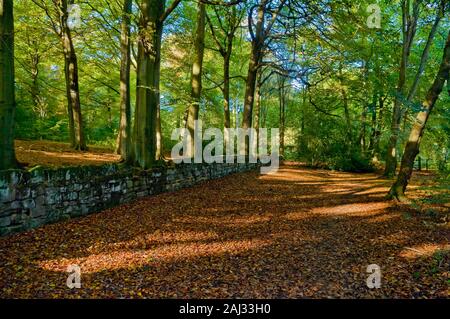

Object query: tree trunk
[253,73,262,133]
[132,0,164,168]
[60,0,86,151]
[278,75,286,158]
[370,95,385,159]
[241,1,266,153]
[389,31,450,200]
[0,0,18,170]
[116,0,132,162]
[186,1,206,158]
[29,44,44,118]
[385,0,421,176]
[253,71,262,153]
[223,54,231,129]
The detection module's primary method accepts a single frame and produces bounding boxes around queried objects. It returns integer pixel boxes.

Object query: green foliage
[8,0,450,173]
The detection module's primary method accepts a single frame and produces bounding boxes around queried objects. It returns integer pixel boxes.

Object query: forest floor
[15,140,121,168]
[0,163,448,298]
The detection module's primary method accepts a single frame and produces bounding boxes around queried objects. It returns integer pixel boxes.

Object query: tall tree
[389,31,450,200]
[241,0,286,152]
[186,1,206,158]
[205,4,243,129]
[32,0,87,150]
[132,0,180,168]
[384,0,445,176]
[277,74,288,157]
[116,0,133,162]
[0,0,18,170]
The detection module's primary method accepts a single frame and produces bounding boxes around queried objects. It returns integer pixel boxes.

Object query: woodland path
[0,164,448,298]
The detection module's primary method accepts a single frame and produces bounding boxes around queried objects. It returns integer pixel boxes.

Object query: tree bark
[241,1,266,132]
[223,54,231,128]
[240,0,269,156]
[27,41,44,118]
[0,0,18,170]
[278,75,286,158]
[384,0,426,176]
[389,31,450,200]
[253,72,262,133]
[186,1,206,158]
[116,0,132,162]
[369,94,385,158]
[132,0,164,168]
[58,0,86,150]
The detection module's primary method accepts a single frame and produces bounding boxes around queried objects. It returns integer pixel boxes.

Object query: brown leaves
[15,140,120,168]
[0,164,448,298]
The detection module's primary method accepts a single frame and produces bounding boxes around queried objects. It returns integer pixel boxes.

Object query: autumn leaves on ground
[0,146,449,298]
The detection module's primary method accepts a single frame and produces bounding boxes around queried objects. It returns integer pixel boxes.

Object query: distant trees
[32,0,86,150]
[0,0,18,170]
[1,0,449,190]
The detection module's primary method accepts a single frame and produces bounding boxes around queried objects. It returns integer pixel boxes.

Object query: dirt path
[0,165,448,298]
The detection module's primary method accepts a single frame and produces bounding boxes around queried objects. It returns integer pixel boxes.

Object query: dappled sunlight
[172,214,273,228]
[399,244,450,259]
[369,231,410,246]
[86,230,221,253]
[38,238,271,274]
[284,211,311,221]
[1,165,448,298]
[15,140,120,167]
[310,202,391,216]
[353,186,389,195]
[365,213,399,223]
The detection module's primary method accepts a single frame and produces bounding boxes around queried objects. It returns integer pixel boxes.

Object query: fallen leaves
[0,164,448,298]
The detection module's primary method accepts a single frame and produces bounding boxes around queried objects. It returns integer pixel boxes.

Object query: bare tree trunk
[131,0,180,168]
[241,0,268,156]
[223,53,231,129]
[385,0,420,176]
[132,0,164,168]
[28,42,44,118]
[253,73,262,133]
[116,0,132,162]
[186,1,206,158]
[389,31,450,200]
[359,103,367,152]
[0,0,18,170]
[370,94,385,159]
[59,0,86,150]
[278,75,287,158]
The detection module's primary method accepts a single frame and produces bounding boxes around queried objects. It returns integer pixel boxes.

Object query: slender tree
[389,31,450,200]
[384,0,445,176]
[0,0,18,170]
[241,0,286,152]
[205,4,243,129]
[116,0,133,162]
[186,1,206,158]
